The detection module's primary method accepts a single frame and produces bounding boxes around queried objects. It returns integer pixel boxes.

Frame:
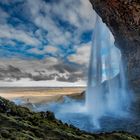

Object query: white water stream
[86,14,131,128]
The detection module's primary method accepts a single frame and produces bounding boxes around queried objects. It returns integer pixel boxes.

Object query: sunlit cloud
[68,42,91,65]
[0,0,95,85]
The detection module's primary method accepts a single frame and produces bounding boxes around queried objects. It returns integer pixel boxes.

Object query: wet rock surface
[89,0,140,92]
[89,1,140,127]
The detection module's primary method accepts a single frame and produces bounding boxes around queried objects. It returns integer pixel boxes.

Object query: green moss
[0,96,139,140]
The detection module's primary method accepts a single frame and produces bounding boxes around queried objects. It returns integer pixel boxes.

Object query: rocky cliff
[89,0,140,92]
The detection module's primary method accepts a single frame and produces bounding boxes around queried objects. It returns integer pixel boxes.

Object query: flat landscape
[0,87,85,104]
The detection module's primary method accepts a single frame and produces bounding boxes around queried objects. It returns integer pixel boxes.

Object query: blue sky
[0,0,96,86]
[0,0,95,60]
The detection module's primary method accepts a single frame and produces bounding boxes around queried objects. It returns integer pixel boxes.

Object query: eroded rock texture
[89,0,140,92]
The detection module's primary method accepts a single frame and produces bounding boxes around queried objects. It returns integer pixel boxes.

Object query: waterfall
[34,12,132,132]
[86,14,131,128]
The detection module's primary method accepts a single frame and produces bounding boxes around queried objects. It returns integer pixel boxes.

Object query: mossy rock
[0,96,139,140]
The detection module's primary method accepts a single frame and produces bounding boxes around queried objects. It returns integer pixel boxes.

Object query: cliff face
[89,0,140,92]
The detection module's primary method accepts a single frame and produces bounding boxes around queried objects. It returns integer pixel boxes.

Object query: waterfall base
[22,96,139,135]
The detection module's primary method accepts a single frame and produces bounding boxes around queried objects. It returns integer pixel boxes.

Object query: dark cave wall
[89,0,140,92]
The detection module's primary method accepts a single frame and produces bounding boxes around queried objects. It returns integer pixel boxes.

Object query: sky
[0,0,96,87]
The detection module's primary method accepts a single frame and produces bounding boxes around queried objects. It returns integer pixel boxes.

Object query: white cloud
[23,0,95,46]
[23,0,69,46]
[52,0,96,29]
[27,48,44,55]
[0,57,58,75]
[0,39,16,46]
[0,25,40,46]
[27,45,58,55]
[0,0,94,85]
[0,8,9,24]
[68,42,91,65]
[0,79,86,87]
[44,45,58,53]
[0,57,88,84]
[0,0,95,54]
[45,57,59,66]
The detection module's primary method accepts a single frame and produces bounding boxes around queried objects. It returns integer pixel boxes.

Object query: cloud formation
[0,25,40,46]
[0,0,95,85]
[24,0,95,46]
[0,0,95,50]
[68,42,91,65]
[0,58,87,84]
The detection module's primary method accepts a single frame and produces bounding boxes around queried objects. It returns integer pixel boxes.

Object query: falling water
[86,14,131,128]
[13,13,132,132]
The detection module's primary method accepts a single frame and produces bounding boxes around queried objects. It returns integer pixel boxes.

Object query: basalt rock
[89,0,140,93]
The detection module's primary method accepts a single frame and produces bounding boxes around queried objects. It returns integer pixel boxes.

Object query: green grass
[0,96,139,140]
